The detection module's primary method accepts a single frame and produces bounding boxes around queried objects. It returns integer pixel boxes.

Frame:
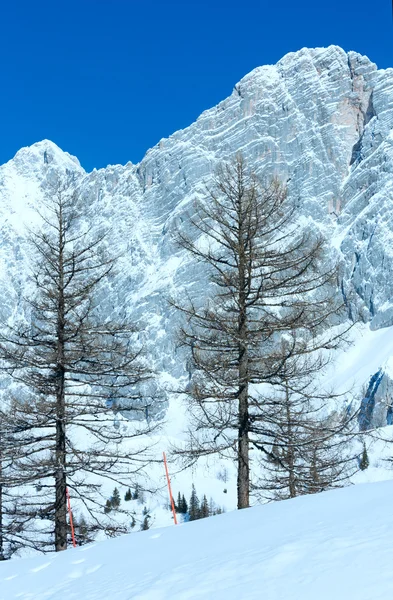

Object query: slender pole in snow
[66,487,77,547]
[163,452,178,525]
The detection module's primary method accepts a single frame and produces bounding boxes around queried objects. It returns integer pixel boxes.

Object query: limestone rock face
[1,45,393,408]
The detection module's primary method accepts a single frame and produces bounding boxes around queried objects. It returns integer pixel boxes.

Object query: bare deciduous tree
[0,176,159,553]
[0,395,44,558]
[173,155,352,508]
[252,372,358,501]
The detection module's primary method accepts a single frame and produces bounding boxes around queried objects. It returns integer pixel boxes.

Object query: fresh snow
[1,481,392,599]
[327,323,393,393]
[3,46,393,593]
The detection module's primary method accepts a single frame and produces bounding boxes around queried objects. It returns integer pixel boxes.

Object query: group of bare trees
[173,156,358,509]
[0,155,360,559]
[0,177,158,558]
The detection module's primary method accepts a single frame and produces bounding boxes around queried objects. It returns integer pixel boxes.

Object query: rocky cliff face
[2,45,393,415]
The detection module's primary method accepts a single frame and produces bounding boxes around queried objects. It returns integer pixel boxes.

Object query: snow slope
[1,480,392,599]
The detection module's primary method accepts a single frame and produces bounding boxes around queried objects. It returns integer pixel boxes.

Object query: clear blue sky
[1,0,392,171]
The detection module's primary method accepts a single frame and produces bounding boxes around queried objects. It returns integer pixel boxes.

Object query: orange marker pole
[66,486,77,548]
[163,452,178,525]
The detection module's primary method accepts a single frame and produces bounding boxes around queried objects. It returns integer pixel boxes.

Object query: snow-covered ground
[61,321,393,537]
[1,480,392,599]
[326,322,393,394]
[3,321,393,560]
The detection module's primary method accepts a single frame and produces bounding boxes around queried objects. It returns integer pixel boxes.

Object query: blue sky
[1,0,392,171]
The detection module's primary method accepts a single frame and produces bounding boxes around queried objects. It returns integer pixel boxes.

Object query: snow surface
[3,45,393,576]
[1,480,392,599]
[327,323,393,393]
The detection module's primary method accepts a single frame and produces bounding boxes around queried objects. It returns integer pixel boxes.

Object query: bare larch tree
[0,176,158,552]
[252,361,358,501]
[173,155,351,509]
[0,395,49,558]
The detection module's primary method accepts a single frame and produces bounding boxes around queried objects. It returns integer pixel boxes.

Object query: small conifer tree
[132,484,140,501]
[76,516,89,545]
[132,483,145,503]
[141,515,150,531]
[189,485,200,521]
[104,499,112,514]
[209,497,215,516]
[174,492,188,514]
[111,488,121,510]
[124,488,132,502]
[200,495,209,518]
[181,494,188,514]
[360,443,370,471]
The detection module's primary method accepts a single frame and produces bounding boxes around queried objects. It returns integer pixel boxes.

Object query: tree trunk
[285,383,296,498]
[0,447,4,560]
[55,374,67,551]
[55,208,67,552]
[237,372,249,508]
[237,195,250,510]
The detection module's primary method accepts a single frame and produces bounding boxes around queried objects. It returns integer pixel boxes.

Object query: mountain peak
[236,45,376,93]
[7,139,84,179]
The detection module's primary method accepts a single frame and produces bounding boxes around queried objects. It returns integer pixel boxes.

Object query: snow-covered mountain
[2,45,393,421]
[1,479,392,599]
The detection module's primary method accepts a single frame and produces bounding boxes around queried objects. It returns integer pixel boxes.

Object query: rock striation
[2,45,393,420]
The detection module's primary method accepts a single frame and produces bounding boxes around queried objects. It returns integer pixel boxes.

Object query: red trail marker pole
[163,452,178,525]
[66,487,77,548]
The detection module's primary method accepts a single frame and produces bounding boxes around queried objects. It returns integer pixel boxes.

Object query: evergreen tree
[124,488,132,502]
[208,497,215,517]
[174,492,188,514]
[189,485,200,521]
[360,443,370,471]
[104,499,112,514]
[74,515,90,546]
[78,516,89,544]
[140,515,150,531]
[133,483,142,501]
[111,488,121,510]
[180,494,188,514]
[200,495,209,518]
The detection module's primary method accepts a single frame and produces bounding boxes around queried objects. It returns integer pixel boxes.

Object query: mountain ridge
[1,44,393,408]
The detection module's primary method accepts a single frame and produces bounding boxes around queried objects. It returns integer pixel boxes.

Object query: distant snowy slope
[1,481,392,599]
